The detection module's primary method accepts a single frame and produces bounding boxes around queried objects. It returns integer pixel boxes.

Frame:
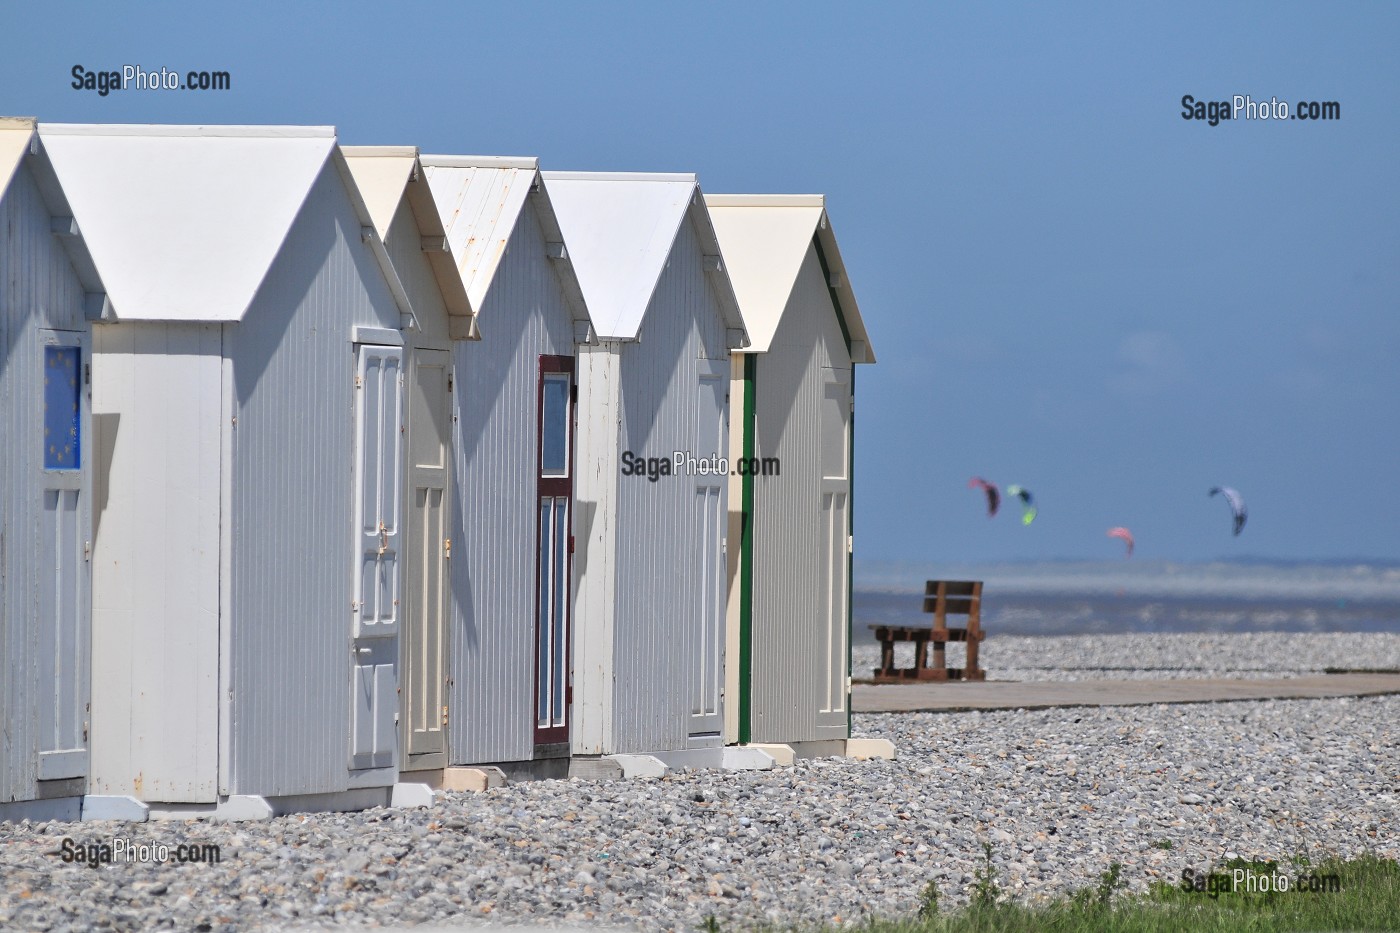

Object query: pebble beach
[2,633,1396,932]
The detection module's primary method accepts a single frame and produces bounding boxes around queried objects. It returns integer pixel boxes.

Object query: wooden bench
[869,580,986,682]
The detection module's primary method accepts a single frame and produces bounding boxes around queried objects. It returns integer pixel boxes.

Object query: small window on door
[43,346,81,471]
[540,373,570,477]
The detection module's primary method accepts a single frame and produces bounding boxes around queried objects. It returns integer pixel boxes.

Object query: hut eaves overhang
[704,194,874,363]
[36,123,410,326]
[342,146,476,338]
[419,154,592,344]
[542,171,747,348]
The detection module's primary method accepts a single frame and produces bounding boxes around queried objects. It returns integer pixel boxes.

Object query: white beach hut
[417,157,593,779]
[40,123,423,819]
[705,195,888,759]
[542,172,750,766]
[340,147,475,778]
[0,118,97,821]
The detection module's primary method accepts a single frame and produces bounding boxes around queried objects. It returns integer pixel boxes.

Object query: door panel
[403,348,451,767]
[817,369,851,732]
[534,357,574,747]
[351,344,403,772]
[38,332,91,781]
[690,361,727,739]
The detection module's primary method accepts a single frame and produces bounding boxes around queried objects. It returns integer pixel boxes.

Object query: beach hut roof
[0,117,35,195]
[342,146,474,324]
[35,123,398,324]
[704,194,874,363]
[542,171,745,343]
[419,156,590,333]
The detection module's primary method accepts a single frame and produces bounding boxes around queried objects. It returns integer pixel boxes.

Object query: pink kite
[968,477,1000,517]
[1106,526,1134,558]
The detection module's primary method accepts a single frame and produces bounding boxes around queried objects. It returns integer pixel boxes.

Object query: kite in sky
[1209,486,1247,536]
[968,477,1000,517]
[1006,485,1037,525]
[1107,526,1134,558]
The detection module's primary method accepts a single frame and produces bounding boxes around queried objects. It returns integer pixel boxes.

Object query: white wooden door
[816,368,851,734]
[351,344,403,772]
[690,360,727,741]
[37,330,91,781]
[403,348,451,768]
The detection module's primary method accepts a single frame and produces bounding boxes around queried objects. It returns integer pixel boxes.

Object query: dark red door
[533,355,574,747]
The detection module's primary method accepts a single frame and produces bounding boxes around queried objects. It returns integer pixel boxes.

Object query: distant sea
[852,560,1400,641]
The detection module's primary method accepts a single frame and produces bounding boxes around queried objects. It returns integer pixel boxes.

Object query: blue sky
[4,2,1396,563]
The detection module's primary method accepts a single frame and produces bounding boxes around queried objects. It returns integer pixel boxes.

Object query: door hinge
[84,363,90,386]
[447,373,453,393]
[83,540,91,562]
[444,537,452,559]
[570,383,578,403]
[442,705,449,726]
[568,534,575,554]
[848,534,854,554]
[355,374,363,389]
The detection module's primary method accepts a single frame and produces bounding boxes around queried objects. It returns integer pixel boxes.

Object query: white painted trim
[352,325,403,346]
[39,124,334,139]
[217,339,234,795]
[420,154,539,170]
[546,170,697,184]
[571,344,621,755]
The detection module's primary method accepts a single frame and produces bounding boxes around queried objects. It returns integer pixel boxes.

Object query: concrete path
[852,673,1400,714]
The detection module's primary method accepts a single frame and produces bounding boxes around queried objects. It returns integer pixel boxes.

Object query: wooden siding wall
[224,163,401,797]
[449,198,575,764]
[0,162,88,803]
[609,216,730,754]
[749,242,852,743]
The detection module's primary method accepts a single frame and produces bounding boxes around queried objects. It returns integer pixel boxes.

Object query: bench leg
[878,640,893,676]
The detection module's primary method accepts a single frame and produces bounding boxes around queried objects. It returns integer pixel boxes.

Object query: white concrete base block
[0,796,83,823]
[652,747,776,772]
[568,757,624,781]
[441,767,508,792]
[390,782,436,808]
[845,738,897,761]
[81,795,150,822]
[721,747,776,770]
[741,743,795,767]
[605,754,668,778]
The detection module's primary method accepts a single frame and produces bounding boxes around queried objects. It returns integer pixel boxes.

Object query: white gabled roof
[420,155,589,327]
[0,117,35,197]
[542,171,743,342]
[705,194,874,363]
[37,123,335,323]
[342,146,473,321]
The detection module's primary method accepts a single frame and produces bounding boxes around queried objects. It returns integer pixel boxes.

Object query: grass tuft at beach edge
[718,854,1400,933]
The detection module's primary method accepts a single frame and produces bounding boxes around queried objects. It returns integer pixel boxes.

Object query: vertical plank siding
[450,198,575,764]
[224,163,400,796]
[610,216,730,754]
[0,161,88,803]
[750,242,853,743]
